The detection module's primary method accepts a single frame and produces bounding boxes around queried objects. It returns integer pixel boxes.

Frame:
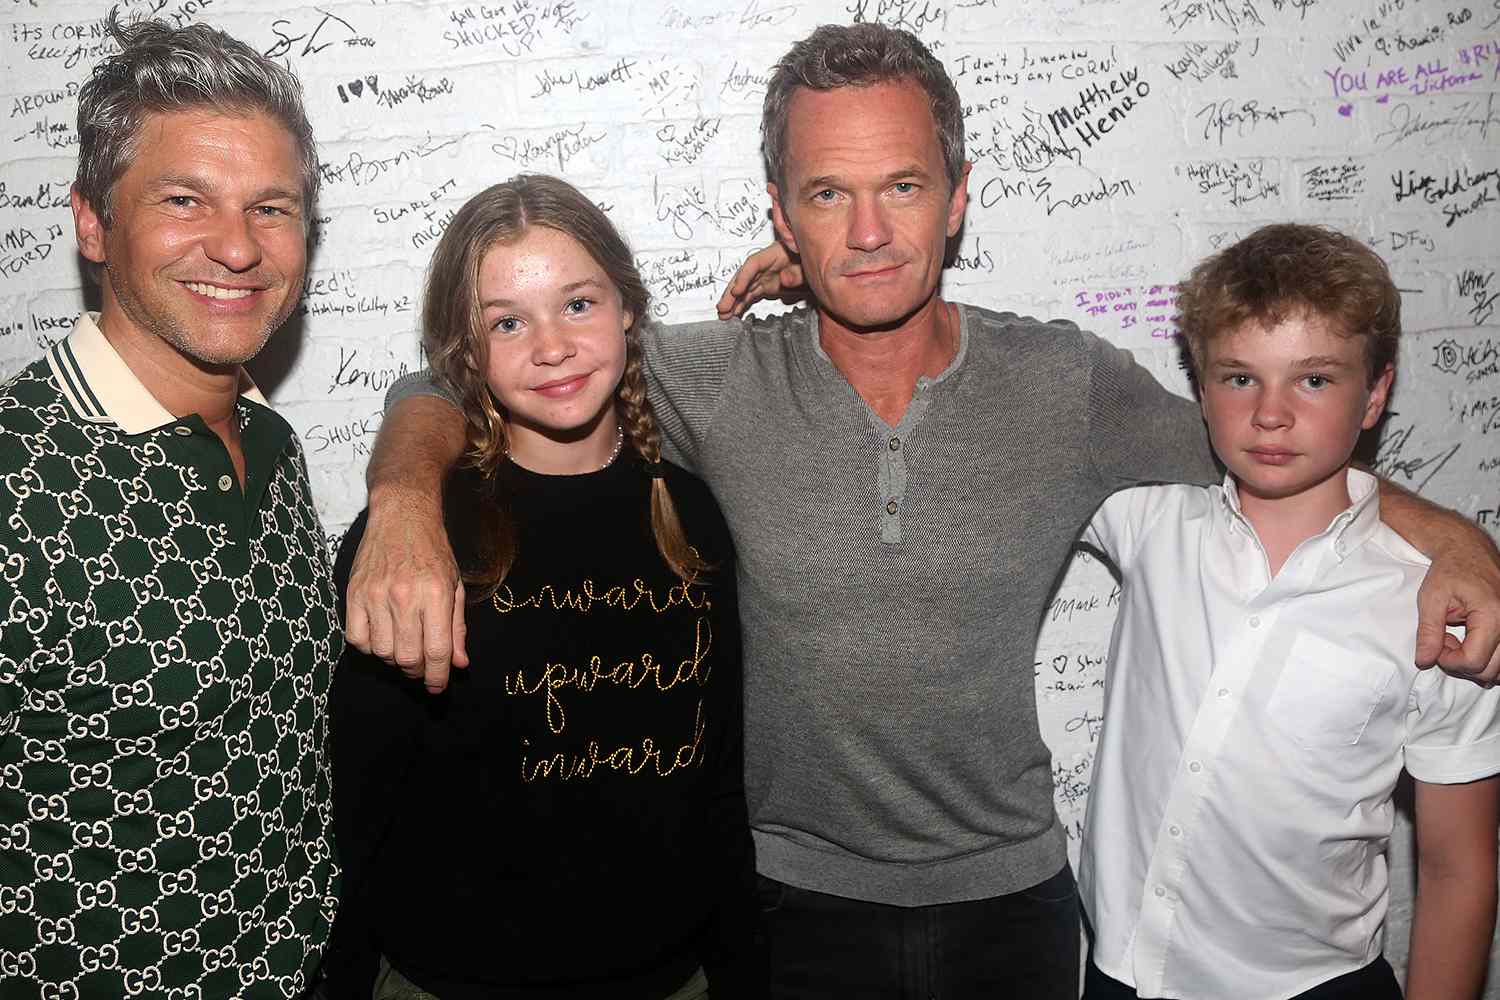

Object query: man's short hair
[75,12,319,227]
[1176,223,1401,384]
[761,22,965,192]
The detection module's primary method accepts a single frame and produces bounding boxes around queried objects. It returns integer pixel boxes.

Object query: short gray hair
[76,11,319,227]
[761,23,965,191]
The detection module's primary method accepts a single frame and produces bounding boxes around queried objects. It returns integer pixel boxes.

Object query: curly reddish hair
[1177,223,1400,385]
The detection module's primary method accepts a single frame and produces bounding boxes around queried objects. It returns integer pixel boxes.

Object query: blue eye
[893,182,916,193]
[565,297,593,315]
[492,316,521,333]
[1303,374,1330,389]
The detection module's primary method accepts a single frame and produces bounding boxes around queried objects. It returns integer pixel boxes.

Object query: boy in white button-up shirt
[1080,224,1500,1000]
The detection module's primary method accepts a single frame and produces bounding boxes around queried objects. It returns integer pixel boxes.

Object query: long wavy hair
[422,175,708,599]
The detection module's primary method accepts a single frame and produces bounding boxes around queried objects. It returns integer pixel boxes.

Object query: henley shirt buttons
[1154,886,1167,898]
[1248,615,1261,628]
[889,437,901,451]
[1169,825,1181,837]
[1188,761,1203,773]
[1217,687,1230,699]
[217,475,233,492]
[173,425,192,436]
[887,500,899,515]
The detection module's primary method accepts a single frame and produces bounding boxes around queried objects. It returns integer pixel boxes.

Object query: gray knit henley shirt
[386,302,1216,907]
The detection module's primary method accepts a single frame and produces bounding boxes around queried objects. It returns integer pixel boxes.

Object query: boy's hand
[1415,539,1500,685]
[715,242,802,319]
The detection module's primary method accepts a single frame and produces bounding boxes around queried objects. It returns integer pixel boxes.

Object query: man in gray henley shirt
[343,23,1500,999]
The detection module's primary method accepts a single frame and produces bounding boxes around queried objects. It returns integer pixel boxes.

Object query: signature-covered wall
[3,0,1498,986]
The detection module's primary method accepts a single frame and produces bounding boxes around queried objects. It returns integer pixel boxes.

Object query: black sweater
[326,453,759,999]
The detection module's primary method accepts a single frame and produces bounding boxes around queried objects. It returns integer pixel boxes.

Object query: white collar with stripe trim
[46,313,270,436]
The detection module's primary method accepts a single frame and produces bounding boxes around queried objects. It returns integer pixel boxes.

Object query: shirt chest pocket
[1265,632,1396,748]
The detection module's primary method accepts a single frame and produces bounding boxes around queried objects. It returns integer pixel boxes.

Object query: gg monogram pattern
[0,324,340,1000]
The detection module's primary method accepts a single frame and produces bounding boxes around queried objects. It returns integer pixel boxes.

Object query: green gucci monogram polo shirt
[0,314,340,999]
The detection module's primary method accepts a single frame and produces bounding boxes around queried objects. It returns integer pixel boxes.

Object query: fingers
[343,485,464,690]
[345,546,460,687]
[1414,623,1448,670]
[717,244,798,319]
[714,284,740,319]
[345,546,401,665]
[716,274,774,319]
[417,583,465,693]
[1414,570,1457,668]
[450,581,470,672]
[343,598,371,656]
[370,608,403,673]
[1437,614,1500,686]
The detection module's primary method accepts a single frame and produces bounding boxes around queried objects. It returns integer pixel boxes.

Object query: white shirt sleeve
[1084,484,1175,573]
[1405,667,1500,783]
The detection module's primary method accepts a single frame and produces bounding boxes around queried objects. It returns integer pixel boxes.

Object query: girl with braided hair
[327,175,759,1000]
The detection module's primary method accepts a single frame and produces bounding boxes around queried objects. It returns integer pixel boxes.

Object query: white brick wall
[3,0,1498,989]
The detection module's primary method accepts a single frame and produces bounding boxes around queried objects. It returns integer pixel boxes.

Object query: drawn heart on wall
[1337,103,1353,116]
[335,76,380,104]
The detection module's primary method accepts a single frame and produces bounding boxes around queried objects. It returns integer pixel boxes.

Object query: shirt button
[173,425,192,436]
[217,475,233,492]
[889,437,901,451]
[1248,615,1261,628]
[886,500,899,515]
[1188,760,1203,773]
[1154,886,1167,898]
[1217,687,1230,699]
[1169,825,1181,837]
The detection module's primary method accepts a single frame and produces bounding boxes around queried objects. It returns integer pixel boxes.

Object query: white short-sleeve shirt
[1080,469,1500,1000]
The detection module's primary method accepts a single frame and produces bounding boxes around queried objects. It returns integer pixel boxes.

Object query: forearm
[1408,776,1500,1000]
[1406,868,1496,1000]
[366,394,466,513]
[1378,476,1499,561]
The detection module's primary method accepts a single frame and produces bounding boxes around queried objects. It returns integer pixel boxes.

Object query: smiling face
[479,225,631,474]
[767,78,969,337]
[73,109,308,370]
[1200,311,1393,510]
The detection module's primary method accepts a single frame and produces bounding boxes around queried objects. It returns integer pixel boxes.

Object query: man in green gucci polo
[0,14,338,1000]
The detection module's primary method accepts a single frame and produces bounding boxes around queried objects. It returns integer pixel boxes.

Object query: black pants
[757,864,1080,999]
[1083,956,1403,1000]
